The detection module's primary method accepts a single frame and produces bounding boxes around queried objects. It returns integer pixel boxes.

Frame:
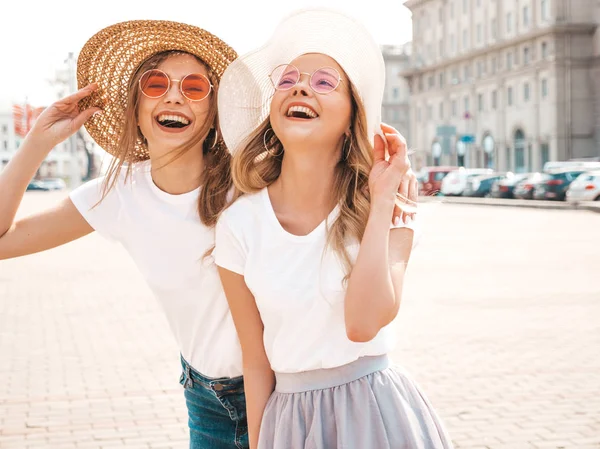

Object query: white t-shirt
[214,187,416,374]
[70,161,242,378]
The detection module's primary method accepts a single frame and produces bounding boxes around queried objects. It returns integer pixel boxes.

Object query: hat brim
[77,20,237,162]
[218,8,385,155]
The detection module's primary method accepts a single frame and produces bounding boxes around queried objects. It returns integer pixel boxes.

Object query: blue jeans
[180,356,248,449]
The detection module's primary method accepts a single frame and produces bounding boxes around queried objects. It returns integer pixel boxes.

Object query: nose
[291,72,311,97]
[162,79,185,104]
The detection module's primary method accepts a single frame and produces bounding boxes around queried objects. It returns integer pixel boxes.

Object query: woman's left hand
[370,124,417,225]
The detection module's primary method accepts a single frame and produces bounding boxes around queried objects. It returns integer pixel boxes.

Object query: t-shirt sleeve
[69,177,122,242]
[214,212,247,275]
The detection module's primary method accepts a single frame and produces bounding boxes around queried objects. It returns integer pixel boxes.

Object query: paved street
[1,192,599,449]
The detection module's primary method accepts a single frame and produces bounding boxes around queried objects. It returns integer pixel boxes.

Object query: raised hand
[370,124,417,225]
[30,84,101,149]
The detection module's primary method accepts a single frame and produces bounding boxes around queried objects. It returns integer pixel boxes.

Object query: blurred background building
[402,0,600,172]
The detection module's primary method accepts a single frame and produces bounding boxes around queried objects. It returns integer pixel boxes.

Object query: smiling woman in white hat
[214,7,452,449]
[0,20,249,449]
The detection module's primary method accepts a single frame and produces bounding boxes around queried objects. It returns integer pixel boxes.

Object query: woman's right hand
[29,83,102,149]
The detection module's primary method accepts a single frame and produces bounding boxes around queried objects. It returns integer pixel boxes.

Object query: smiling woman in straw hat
[214,8,452,449]
[0,20,249,449]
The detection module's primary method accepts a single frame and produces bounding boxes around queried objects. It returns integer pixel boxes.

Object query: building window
[393,110,400,121]
[464,96,470,113]
[393,87,400,99]
[463,29,468,50]
[439,40,444,58]
[427,104,433,120]
[542,78,548,98]
[451,34,456,53]
[492,90,497,109]
[450,1,454,19]
[452,99,458,117]
[491,56,497,74]
[1,125,7,135]
[477,23,482,43]
[417,107,422,122]
[506,12,513,33]
[439,102,444,120]
[452,68,459,84]
[463,0,468,13]
[507,86,514,106]
[439,7,443,21]
[524,47,530,65]
[524,83,530,101]
[506,52,513,70]
[439,72,445,88]
[478,93,484,112]
[541,143,550,166]
[523,6,530,27]
[491,18,497,39]
[428,75,435,89]
[541,41,548,59]
[541,0,549,21]
[3,141,7,150]
[464,64,470,81]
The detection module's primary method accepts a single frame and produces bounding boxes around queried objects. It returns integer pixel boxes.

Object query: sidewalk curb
[418,196,600,214]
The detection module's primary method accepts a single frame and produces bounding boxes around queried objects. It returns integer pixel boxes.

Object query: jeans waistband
[180,355,244,393]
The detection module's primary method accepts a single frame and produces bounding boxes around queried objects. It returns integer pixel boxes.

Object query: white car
[566,171,600,202]
[440,168,494,196]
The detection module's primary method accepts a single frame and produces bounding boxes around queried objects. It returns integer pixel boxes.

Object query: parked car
[514,172,551,200]
[417,166,459,196]
[440,167,494,196]
[490,172,531,199]
[40,178,67,190]
[463,173,506,197]
[26,180,51,191]
[534,170,586,201]
[566,171,600,202]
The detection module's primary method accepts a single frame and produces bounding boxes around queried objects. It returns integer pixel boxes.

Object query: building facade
[403,0,600,172]
[381,43,412,143]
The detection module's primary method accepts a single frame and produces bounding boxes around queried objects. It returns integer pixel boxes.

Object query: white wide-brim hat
[218,8,385,155]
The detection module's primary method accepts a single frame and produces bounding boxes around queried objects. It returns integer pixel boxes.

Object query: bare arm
[344,207,413,342]
[345,128,415,342]
[217,267,274,449]
[0,84,100,260]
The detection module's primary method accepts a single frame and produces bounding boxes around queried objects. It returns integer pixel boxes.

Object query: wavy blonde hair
[99,50,232,227]
[231,82,373,275]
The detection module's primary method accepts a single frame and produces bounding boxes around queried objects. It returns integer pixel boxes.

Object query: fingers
[398,177,410,224]
[60,83,99,105]
[408,176,418,220]
[72,107,102,130]
[373,133,386,164]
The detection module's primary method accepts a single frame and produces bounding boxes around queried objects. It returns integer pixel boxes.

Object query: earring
[342,134,352,161]
[263,128,283,157]
[210,128,219,149]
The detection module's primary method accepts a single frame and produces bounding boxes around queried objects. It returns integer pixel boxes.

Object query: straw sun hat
[77,20,238,162]
[217,8,386,156]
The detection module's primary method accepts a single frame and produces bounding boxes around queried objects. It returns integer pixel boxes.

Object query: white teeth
[157,114,190,125]
[286,105,317,118]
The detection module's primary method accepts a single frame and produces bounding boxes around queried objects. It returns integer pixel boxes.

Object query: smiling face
[137,53,212,152]
[269,53,352,153]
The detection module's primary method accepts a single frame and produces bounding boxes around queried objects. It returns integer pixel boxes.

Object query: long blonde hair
[99,50,232,227]
[231,82,373,275]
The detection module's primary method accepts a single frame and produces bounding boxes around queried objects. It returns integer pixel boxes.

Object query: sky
[1,0,413,107]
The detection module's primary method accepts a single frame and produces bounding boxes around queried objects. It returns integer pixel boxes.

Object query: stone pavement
[1,192,598,449]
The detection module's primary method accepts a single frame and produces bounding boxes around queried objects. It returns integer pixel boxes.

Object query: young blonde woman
[0,20,247,449]
[214,8,452,449]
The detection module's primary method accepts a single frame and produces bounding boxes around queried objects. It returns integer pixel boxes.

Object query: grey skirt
[258,355,454,449]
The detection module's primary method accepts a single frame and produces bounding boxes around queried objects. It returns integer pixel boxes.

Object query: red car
[418,166,459,196]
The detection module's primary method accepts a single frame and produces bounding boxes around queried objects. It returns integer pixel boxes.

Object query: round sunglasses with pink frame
[139,69,213,102]
[269,64,344,94]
